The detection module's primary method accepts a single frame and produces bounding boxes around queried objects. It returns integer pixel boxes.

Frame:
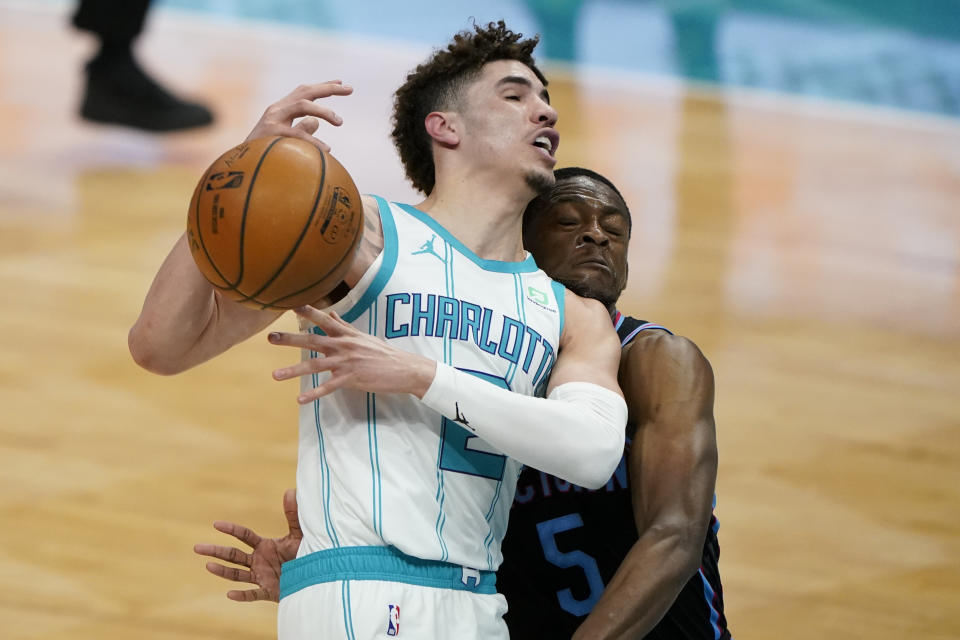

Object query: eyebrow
[496,75,551,105]
[549,196,626,217]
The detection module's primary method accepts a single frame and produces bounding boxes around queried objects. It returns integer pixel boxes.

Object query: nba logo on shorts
[387,604,400,636]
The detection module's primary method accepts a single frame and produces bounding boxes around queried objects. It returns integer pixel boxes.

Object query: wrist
[410,356,438,399]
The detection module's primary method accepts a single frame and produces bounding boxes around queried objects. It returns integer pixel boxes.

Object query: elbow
[648,522,706,580]
[675,536,703,579]
[577,430,625,490]
[128,324,183,376]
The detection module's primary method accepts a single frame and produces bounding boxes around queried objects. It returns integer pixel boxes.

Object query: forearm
[572,528,701,639]
[420,362,625,489]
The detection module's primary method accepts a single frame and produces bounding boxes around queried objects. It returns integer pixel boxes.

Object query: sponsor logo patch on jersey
[387,604,400,636]
[525,286,555,312]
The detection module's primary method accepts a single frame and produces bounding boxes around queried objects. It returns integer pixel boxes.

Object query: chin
[556,276,617,308]
[524,168,555,195]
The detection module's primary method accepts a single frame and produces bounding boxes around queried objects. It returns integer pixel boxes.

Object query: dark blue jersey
[498,313,731,639]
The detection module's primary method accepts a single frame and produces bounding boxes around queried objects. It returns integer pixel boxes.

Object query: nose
[580,221,609,246]
[535,98,558,127]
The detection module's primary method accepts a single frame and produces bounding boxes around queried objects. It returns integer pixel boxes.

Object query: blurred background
[1,0,958,638]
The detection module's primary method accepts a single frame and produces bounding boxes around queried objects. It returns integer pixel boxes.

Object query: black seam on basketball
[236,146,327,303]
[193,163,234,289]
[237,136,284,290]
[258,220,361,308]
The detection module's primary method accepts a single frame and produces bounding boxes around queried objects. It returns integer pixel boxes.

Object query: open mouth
[532,136,553,154]
[531,130,559,157]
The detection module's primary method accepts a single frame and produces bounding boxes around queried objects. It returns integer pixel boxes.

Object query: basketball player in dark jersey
[499,167,730,639]
[195,167,731,639]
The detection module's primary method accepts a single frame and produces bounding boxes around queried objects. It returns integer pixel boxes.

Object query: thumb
[283,489,302,535]
[293,116,320,136]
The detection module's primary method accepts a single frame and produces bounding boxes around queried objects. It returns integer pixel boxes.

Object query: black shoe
[79,56,214,132]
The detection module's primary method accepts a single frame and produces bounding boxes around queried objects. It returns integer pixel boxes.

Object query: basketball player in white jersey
[129,21,626,640]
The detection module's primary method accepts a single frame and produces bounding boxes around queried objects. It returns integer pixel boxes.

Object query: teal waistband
[279,546,498,599]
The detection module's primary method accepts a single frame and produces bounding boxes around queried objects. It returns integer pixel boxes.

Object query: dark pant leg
[72,0,152,42]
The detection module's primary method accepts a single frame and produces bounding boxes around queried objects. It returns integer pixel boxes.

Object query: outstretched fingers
[284,80,354,102]
[247,81,354,152]
[205,561,255,584]
[294,307,357,336]
[267,330,333,351]
[271,98,345,129]
[227,587,273,602]
[194,542,254,569]
[296,374,350,404]
[212,520,263,549]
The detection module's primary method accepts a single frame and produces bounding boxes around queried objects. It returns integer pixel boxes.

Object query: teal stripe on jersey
[341,580,356,640]
[312,366,341,548]
[341,195,399,324]
[433,469,449,562]
[432,239,457,561]
[503,273,524,386]
[444,242,453,365]
[481,478,505,569]
[366,392,379,536]
[366,301,383,538]
[396,203,539,273]
[551,280,566,338]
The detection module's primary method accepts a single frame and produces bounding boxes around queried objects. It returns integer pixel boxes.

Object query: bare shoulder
[548,289,622,393]
[619,330,715,416]
[622,331,711,376]
[361,194,381,223]
[335,195,382,286]
[360,194,383,246]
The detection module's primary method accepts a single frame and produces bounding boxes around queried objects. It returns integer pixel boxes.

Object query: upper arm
[622,333,717,540]
[545,290,622,397]
[129,234,283,374]
[130,196,384,374]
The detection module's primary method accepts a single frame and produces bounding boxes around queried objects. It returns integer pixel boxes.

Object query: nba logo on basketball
[387,604,400,636]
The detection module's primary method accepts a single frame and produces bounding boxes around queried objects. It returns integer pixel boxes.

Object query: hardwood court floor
[1,3,958,639]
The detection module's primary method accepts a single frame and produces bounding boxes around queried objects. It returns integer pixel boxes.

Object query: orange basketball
[186,136,363,310]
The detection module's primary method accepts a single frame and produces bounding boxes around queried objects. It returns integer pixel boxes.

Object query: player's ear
[425,111,460,147]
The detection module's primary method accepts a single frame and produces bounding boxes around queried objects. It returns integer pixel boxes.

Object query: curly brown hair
[390,20,546,194]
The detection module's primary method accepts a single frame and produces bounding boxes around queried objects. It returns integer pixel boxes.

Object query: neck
[415,169,534,263]
[608,305,618,320]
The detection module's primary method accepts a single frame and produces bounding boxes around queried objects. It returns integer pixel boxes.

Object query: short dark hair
[524,167,632,235]
[391,20,546,194]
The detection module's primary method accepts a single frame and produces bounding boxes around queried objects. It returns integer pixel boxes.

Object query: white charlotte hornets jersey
[295,196,565,572]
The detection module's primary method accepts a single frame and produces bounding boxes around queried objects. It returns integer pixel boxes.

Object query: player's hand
[269,306,437,403]
[193,489,302,603]
[246,81,354,153]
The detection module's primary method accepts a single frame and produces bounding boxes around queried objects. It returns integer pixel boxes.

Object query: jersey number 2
[439,369,508,480]
[536,514,606,617]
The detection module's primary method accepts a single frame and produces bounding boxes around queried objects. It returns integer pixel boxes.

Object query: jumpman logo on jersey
[453,402,474,431]
[412,234,444,262]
